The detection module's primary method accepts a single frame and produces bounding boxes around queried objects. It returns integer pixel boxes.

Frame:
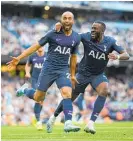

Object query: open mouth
[65,24,70,27]
[91,32,96,37]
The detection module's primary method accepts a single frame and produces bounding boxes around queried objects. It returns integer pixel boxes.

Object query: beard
[91,32,100,41]
[62,24,72,31]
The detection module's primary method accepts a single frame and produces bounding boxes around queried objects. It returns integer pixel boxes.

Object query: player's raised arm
[7,42,41,69]
[7,30,51,70]
[18,42,41,61]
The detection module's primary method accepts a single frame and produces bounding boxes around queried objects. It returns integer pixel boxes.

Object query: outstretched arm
[7,42,41,69]
[18,42,41,61]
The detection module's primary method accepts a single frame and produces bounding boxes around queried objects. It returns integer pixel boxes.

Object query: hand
[25,73,31,79]
[108,53,119,60]
[71,76,79,89]
[39,101,44,106]
[55,22,62,32]
[7,56,20,70]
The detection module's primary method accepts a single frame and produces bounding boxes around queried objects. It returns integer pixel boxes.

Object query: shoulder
[27,53,35,63]
[45,30,55,37]
[79,32,91,40]
[72,30,79,35]
[79,32,90,36]
[30,53,37,58]
[104,36,116,43]
[40,30,55,39]
[71,31,81,43]
[43,54,47,58]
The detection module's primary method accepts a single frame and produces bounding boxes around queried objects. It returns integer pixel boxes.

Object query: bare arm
[17,42,41,61]
[25,62,32,78]
[118,50,130,60]
[70,54,77,77]
[7,42,41,69]
[108,50,130,60]
[70,54,79,88]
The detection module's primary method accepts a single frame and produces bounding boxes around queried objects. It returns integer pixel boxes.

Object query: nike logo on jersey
[56,38,62,41]
[88,50,106,60]
[54,46,71,55]
[33,58,36,61]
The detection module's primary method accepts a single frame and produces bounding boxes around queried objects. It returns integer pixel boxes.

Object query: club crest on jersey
[88,50,106,60]
[104,45,107,52]
[54,46,70,55]
[72,40,75,46]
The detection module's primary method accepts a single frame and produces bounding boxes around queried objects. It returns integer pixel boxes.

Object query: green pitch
[1,122,133,141]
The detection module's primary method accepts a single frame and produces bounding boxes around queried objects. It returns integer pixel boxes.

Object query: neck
[62,29,72,36]
[37,51,44,56]
[97,35,104,43]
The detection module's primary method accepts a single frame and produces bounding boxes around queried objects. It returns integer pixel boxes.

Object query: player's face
[91,23,103,40]
[61,12,74,31]
[37,47,44,52]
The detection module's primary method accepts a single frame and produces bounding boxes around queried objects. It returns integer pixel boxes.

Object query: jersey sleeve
[112,39,124,53]
[27,55,32,64]
[38,30,53,46]
[79,32,91,42]
[71,35,81,55]
[79,33,84,42]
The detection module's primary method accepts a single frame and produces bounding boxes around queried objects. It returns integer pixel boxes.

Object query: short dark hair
[94,21,106,32]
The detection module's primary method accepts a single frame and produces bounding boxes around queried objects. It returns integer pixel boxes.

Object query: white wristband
[117,55,120,60]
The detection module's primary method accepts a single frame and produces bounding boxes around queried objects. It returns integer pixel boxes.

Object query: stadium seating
[1,75,133,125]
[1,16,133,56]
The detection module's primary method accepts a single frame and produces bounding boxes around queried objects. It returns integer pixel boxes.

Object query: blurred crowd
[1,75,133,126]
[1,76,60,126]
[1,15,133,125]
[1,16,133,57]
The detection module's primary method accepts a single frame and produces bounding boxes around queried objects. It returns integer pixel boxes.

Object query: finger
[108,55,114,58]
[10,56,16,59]
[109,53,113,56]
[10,56,18,60]
[108,56,114,59]
[108,55,114,59]
[6,61,11,65]
[108,57,113,60]
[7,66,10,70]
[7,65,12,70]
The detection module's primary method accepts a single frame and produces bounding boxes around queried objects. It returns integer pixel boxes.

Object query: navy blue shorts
[73,73,109,97]
[36,70,72,92]
[31,77,38,89]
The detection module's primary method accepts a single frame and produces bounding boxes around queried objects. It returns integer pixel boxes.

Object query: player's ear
[72,19,75,25]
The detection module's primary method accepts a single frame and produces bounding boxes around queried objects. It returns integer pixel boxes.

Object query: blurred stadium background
[1,1,133,127]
